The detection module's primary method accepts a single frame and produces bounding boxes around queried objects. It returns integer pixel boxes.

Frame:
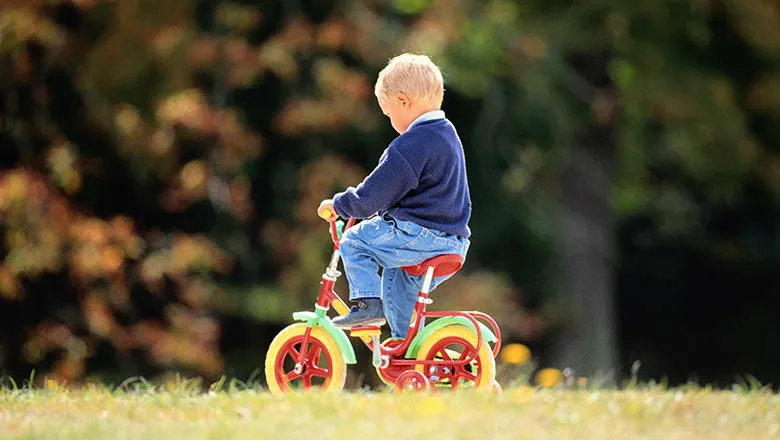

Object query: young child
[317,53,471,339]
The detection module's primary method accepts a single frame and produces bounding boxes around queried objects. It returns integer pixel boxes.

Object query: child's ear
[396,92,411,108]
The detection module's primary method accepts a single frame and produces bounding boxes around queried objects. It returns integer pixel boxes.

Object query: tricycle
[264,214,502,393]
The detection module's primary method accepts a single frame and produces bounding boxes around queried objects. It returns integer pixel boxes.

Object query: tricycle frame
[294,217,502,379]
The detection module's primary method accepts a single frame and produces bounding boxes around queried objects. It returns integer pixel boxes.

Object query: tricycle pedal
[349,326,382,338]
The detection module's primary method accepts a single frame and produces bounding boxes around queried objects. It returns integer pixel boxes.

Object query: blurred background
[2,0,780,389]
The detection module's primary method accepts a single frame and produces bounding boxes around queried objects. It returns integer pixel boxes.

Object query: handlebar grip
[319,208,334,220]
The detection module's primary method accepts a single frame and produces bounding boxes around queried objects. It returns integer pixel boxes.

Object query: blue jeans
[339,214,470,338]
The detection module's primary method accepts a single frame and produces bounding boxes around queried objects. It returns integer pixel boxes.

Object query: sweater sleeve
[333,146,418,219]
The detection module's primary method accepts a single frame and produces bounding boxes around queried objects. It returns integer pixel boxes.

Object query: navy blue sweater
[333,118,472,238]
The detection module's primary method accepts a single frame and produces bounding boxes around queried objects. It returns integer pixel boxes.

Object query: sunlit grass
[0,379,778,440]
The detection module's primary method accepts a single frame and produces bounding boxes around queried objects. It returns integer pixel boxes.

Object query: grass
[0,381,779,440]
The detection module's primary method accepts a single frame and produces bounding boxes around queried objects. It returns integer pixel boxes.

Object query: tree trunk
[551,141,619,383]
[549,51,619,382]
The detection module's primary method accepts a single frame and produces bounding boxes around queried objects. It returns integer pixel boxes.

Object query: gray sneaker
[331,298,386,328]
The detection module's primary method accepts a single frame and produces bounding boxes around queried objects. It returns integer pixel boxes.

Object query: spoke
[309,365,330,378]
[309,345,322,363]
[458,347,476,363]
[459,369,478,383]
[282,370,300,383]
[289,344,301,361]
[438,349,452,361]
[302,373,312,390]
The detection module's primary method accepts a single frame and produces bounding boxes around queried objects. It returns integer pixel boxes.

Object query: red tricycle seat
[401,254,463,277]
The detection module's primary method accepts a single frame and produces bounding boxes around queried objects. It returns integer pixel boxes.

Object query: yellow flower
[535,368,563,388]
[499,343,531,365]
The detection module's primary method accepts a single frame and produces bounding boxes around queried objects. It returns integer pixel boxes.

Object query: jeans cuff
[350,290,381,301]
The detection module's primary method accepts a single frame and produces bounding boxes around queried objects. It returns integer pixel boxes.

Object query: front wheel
[415,325,496,390]
[265,323,346,395]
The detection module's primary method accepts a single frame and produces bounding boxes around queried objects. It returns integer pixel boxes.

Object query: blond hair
[374,53,444,109]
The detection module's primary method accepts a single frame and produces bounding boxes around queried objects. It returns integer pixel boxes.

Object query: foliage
[4,0,780,386]
[0,0,541,382]
[397,0,780,384]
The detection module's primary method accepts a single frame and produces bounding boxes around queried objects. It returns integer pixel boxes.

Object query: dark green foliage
[2,0,780,387]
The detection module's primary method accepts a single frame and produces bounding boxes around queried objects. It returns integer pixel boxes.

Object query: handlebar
[326,215,355,249]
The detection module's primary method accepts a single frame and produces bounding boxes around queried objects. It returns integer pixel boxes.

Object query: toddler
[317,53,471,339]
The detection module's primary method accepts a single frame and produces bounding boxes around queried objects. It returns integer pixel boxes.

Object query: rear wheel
[265,323,346,395]
[415,326,495,390]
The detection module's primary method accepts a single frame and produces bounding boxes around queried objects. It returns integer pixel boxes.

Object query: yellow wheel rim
[415,325,496,390]
[265,323,346,395]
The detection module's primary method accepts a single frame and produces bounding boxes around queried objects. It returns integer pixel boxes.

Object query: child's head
[374,53,444,134]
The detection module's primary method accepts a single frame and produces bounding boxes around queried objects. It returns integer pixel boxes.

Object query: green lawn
[0,385,778,439]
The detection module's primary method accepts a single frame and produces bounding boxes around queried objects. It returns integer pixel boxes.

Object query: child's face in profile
[378,93,424,135]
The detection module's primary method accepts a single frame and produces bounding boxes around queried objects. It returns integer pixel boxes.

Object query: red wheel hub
[273,334,334,392]
[394,370,429,393]
[421,336,482,390]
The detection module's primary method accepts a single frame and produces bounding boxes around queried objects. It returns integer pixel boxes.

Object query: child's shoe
[331,298,386,328]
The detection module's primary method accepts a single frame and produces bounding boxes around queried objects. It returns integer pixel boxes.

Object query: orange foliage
[1,166,228,378]
[0,0,536,383]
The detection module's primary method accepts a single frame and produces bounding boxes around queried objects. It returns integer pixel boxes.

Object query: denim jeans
[338,214,470,338]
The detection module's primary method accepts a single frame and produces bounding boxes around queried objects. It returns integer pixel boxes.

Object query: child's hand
[317,199,338,221]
